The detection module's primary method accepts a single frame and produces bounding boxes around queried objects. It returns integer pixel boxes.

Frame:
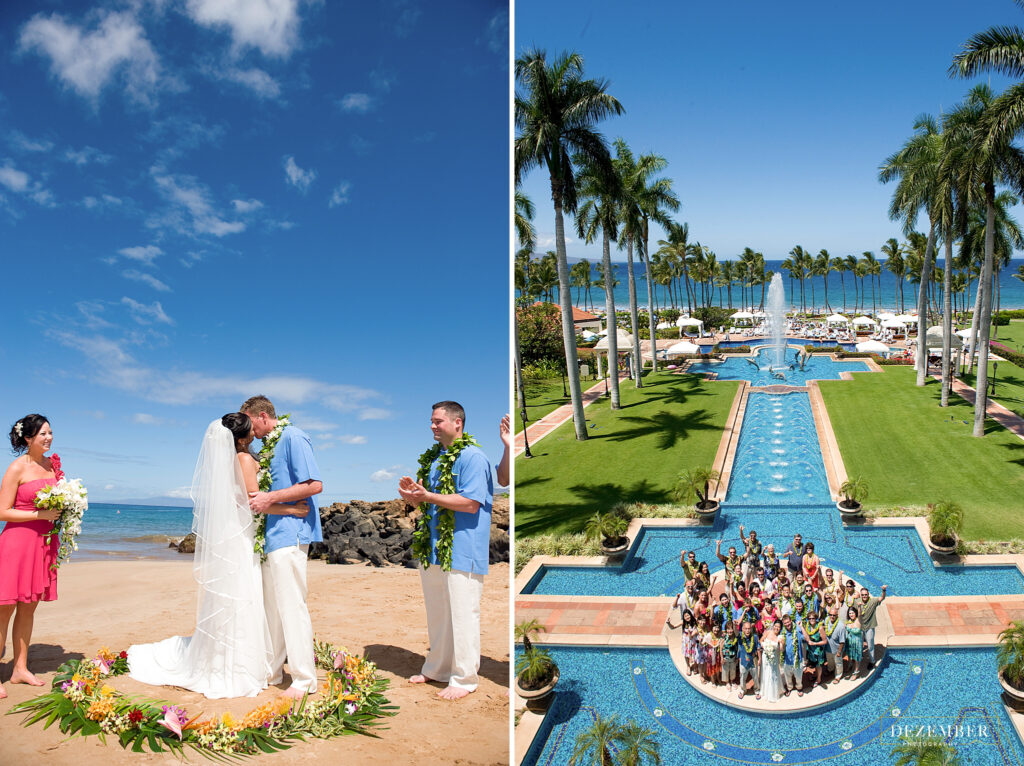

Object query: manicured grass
[818,366,1024,541]
[515,371,739,537]
[992,319,1024,354]
[514,375,601,433]
[961,360,1024,422]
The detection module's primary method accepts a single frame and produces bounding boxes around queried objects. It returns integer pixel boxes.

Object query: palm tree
[657,222,692,314]
[844,254,859,313]
[514,190,536,420]
[535,256,558,303]
[570,261,589,305]
[854,259,869,313]
[862,251,880,313]
[890,734,962,766]
[832,255,848,313]
[881,238,904,312]
[788,245,810,313]
[879,114,944,386]
[718,260,736,309]
[816,249,833,312]
[576,151,624,409]
[942,83,1024,436]
[516,48,624,440]
[615,722,661,766]
[570,713,621,766]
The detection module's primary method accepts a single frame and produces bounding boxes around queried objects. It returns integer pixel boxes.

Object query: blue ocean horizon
[548,257,1024,314]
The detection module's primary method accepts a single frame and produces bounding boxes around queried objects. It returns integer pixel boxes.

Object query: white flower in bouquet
[763,641,779,663]
[35,477,88,570]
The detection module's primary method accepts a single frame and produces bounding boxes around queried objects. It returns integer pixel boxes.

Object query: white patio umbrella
[956,328,975,340]
[676,316,702,327]
[852,316,876,327]
[882,318,907,329]
[730,311,754,320]
[856,340,889,354]
[895,314,918,324]
[753,311,768,319]
[926,326,963,348]
[594,330,633,350]
[826,313,849,324]
[656,321,673,330]
[666,341,702,355]
[581,330,598,340]
[877,312,897,321]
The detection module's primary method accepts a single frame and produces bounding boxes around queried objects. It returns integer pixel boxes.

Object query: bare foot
[280,686,308,700]
[409,674,434,684]
[437,686,471,700]
[9,670,43,686]
[0,683,6,699]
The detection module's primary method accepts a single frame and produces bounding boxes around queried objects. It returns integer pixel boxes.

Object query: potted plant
[515,619,558,703]
[997,620,1024,706]
[673,468,721,522]
[927,500,963,556]
[837,477,868,519]
[584,511,630,558]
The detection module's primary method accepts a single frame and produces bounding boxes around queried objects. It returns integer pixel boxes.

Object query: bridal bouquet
[35,478,88,570]
[763,640,779,664]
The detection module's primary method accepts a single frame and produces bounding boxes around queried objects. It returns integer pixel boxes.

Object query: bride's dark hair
[221,412,253,453]
[10,414,49,454]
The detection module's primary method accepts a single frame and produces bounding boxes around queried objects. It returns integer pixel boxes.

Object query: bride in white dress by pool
[760,620,784,703]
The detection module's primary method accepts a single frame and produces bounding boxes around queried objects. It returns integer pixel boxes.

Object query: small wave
[120,534,181,544]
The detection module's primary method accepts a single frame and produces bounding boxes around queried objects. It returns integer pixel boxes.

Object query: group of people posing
[670,527,887,702]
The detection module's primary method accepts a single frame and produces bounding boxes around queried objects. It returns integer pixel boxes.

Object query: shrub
[928,500,964,546]
[517,303,564,367]
[991,341,1024,371]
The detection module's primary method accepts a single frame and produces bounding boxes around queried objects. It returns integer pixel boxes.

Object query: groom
[241,395,323,699]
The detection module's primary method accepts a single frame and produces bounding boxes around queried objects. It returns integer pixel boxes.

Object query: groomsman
[398,401,493,700]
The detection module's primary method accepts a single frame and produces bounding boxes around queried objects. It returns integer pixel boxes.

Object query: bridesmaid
[0,415,63,699]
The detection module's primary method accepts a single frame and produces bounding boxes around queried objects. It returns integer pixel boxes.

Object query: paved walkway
[515,597,670,644]
[513,375,629,457]
[887,595,1024,642]
[936,375,1024,440]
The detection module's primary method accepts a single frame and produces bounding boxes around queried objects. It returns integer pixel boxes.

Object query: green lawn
[991,318,1024,352]
[961,360,1024,422]
[515,371,739,537]
[818,366,1024,541]
[515,374,602,433]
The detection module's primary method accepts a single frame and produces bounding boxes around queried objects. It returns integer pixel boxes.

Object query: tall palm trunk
[552,185,587,440]
[965,276,983,377]
[941,234,953,407]
[840,272,846,313]
[602,229,621,409]
[642,225,658,373]
[625,237,643,388]
[915,221,937,386]
[973,185,996,437]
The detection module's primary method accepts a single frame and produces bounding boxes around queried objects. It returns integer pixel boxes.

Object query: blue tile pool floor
[687,355,869,389]
[523,646,1024,766]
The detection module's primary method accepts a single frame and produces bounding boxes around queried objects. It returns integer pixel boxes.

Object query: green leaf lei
[254,414,291,562]
[410,432,478,571]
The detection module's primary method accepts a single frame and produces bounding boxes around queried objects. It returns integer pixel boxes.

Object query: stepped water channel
[520,344,1024,765]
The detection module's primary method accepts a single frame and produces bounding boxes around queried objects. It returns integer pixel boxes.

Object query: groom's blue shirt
[426,443,493,575]
[263,425,323,553]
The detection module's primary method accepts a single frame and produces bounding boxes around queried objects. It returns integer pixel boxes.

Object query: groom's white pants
[263,544,317,693]
[419,564,484,691]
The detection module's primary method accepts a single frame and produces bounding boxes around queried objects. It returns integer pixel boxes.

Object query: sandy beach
[0,559,510,765]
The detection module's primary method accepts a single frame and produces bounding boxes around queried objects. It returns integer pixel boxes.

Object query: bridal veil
[127,419,272,698]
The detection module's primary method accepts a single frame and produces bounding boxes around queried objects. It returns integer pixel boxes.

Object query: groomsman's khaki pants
[418,564,484,691]
[263,544,317,693]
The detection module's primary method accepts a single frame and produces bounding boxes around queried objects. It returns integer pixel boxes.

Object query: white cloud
[328,181,351,208]
[393,1,421,38]
[64,146,112,166]
[369,69,395,93]
[232,198,264,213]
[0,165,30,192]
[123,269,171,292]
[151,168,245,237]
[122,297,174,325]
[83,194,123,209]
[9,131,53,153]
[483,9,508,55]
[220,67,281,98]
[104,483,115,490]
[283,155,315,192]
[132,413,162,425]
[338,435,367,444]
[338,93,373,113]
[76,300,113,329]
[370,466,402,482]
[49,330,390,417]
[358,407,392,421]
[166,486,192,499]
[119,244,162,265]
[19,10,161,104]
[185,0,302,58]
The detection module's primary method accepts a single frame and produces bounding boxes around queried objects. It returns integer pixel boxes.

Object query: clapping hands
[398,476,428,506]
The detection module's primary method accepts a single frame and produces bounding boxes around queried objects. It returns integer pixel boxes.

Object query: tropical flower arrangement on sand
[9,639,395,758]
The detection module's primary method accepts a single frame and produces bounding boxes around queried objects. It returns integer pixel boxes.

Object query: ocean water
[0,502,194,561]
[540,258,1024,313]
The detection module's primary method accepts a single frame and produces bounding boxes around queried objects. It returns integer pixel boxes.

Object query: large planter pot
[601,537,630,560]
[516,667,559,704]
[837,500,863,520]
[999,667,1024,707]
[927,532,958,556]
[695,500,720,524]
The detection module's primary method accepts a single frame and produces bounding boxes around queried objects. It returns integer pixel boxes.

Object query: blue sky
[0,0,509,504]
[516,0,1024,262]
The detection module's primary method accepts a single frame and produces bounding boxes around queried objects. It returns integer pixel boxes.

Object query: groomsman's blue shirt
[426,443,493,575]
[264,426,323,553]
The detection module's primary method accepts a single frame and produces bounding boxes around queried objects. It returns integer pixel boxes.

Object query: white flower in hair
[14,421,23,437]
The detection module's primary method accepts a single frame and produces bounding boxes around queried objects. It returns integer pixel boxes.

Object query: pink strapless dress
[0,472,61,604]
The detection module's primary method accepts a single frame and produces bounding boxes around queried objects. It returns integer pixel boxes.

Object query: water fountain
[766,272,787,369]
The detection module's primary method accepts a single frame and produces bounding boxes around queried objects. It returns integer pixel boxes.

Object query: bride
[128,414,306,699]
[760,618,784,703]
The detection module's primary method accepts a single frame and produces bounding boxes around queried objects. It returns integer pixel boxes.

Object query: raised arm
[715,539,727,564]
[0,462,60,523]
[495,414,510,487]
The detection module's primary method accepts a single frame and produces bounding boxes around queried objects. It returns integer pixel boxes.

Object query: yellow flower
[100,685,116,697]
[97,647,117,662]
[220,712,241,731]
[86,698,114,721]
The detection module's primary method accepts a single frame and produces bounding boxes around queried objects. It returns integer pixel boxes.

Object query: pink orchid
[160,705,187,739]
[91,658,111,675]
[333,651,347,670]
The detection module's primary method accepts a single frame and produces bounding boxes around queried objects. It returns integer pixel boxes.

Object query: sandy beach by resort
[0,559,510,765]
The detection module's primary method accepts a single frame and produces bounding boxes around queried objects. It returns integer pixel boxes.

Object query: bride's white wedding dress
[128,420,272,699]
[761,634,783,703]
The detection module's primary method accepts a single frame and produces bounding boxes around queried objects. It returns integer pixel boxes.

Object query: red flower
[128,709,144,724]
[119,651,128,659]
[50,454,63,480]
